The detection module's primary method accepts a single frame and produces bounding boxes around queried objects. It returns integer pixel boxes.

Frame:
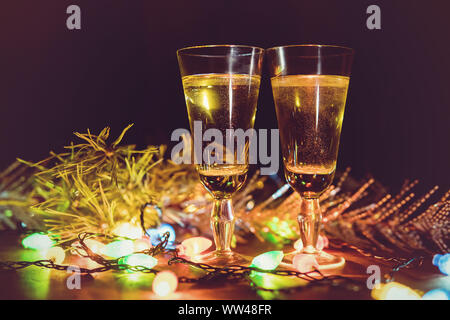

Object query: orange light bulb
[152,271,178,297]
[45,246,66,264]
[293,254,319,273]
[371,282,421,300]
[180,237,212,257]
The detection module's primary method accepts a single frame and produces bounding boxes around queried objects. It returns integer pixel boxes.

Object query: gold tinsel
[2,125,199,241]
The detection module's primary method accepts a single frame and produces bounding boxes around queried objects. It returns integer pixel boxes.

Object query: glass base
[192,250,251,267]
[284,250,345,271]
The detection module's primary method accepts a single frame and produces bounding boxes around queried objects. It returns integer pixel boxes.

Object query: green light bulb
[250,251,284,271]
[119,253,158,269]
[22,233,55,251]
[102,240,134,258]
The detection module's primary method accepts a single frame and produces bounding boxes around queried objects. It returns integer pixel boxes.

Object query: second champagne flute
[177,45,264,266]
[267,45,354,269]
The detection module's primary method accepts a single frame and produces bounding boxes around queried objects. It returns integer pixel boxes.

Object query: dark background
[0,0,449,190]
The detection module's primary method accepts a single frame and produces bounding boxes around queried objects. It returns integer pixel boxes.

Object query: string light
[250,251,284,271]
[422,289,449,300]
[72,239,105,256]
[432,254,450,276]
[85,239,105,254]
[432,254,442,266]
[146,228,160,245]
[4,230,366,296]
[157,224,176,242]
[118,253,158,269]
[371,282,421,300]
[134,239,152,252]
[22,233,55,251]
[112,222,143,239]
[293,239,303,251]
[45,246,65,264]
[293,254,319,273]
[152,270,178,297]
[316,235,329,250]
[102,240,134,258]
[147,223,176,248]
[77,257,103,270]
[179,237,212,258]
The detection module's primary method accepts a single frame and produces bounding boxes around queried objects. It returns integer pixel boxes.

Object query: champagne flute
[177,45,264,266]
[267,45,354,269]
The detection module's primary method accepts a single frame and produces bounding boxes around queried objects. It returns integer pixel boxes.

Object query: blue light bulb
[437,254,450,276]
[432,254,443,266]
[158,223,176,242]
[146,223,176,249]
[422,289,449,300]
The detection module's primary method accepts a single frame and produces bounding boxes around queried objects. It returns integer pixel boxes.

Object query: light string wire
[0,232,171,274]
[0,231,424,295]
[329,240,426,265]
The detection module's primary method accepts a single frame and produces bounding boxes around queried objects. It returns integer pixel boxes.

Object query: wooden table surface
[0,232,447,300]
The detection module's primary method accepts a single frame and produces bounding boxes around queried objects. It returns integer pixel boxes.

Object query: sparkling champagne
[197,165,247,199]
[271,75,349,198]
[182,73,261,198]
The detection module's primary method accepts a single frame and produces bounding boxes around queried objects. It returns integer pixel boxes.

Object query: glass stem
[210,198,235,252]
[298,198,322,254]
